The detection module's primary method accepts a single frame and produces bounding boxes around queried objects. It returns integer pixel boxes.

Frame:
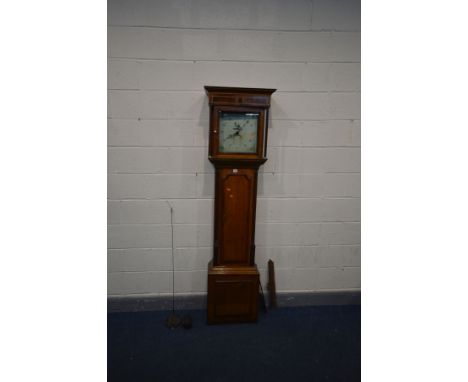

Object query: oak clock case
[205,86,276,324]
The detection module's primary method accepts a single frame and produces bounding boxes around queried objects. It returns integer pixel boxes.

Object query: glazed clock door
[219,112,259,154]
[215,168,257,265]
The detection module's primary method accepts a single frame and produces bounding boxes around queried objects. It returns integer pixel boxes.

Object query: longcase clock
[205,86,276,324]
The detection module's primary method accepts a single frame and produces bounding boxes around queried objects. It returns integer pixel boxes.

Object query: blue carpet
[108,305,360,381]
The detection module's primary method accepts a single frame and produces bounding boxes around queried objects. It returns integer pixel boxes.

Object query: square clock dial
[219,112,259,153]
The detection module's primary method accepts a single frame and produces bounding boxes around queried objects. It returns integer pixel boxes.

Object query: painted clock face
[219,112,259,153]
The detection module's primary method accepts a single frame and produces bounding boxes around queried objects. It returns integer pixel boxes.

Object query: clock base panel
[207,261,259,324]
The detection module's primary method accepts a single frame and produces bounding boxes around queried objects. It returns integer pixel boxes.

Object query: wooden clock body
[205,86,276,324]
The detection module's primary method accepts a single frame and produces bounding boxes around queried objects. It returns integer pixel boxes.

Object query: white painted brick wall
[108,0,360,296]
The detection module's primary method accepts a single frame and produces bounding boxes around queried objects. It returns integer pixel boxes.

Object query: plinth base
[207,261,259,324]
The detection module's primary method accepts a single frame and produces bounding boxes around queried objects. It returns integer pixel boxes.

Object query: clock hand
[234,122,243,132]
[226,130,241,140]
